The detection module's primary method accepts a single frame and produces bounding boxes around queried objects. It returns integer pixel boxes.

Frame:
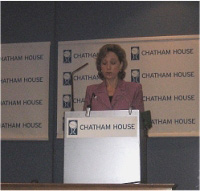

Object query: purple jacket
[83,80,144,112]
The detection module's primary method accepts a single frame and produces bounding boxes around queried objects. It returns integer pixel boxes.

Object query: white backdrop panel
[57,35,199,138]
[1,42,50,140]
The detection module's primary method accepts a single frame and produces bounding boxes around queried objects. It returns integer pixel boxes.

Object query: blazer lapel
[95,81,112,109]
[112,80,127,107]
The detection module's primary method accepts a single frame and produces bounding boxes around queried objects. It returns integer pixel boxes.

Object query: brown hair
[96,44,128,80]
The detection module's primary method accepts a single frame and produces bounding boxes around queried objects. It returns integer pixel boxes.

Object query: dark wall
[1,2,56,183]
[1,2,199,190]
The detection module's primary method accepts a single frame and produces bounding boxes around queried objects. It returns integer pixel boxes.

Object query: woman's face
[100,51,122,81]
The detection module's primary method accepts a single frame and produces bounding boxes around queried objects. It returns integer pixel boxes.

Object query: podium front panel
[64,110,140,184]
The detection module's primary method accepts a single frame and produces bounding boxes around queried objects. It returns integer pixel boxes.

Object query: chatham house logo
[63,94,71,108]
[63,72,72,86]
[131,47,140,60]
[63,50,72,63]
[131,69,140,83]
[68,120,78,135]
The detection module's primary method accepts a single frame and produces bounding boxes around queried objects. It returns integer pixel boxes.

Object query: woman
[83,44,144,112]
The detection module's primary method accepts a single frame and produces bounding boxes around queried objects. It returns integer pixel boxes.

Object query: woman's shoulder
[121,80,142,88]
[86,82,104,91]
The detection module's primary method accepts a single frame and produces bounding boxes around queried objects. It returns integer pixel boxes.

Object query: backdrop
[1,42,50,140]
[57,35,199,138]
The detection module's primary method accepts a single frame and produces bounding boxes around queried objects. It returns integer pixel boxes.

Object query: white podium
[63,110,144,184]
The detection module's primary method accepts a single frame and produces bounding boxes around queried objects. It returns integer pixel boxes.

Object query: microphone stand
[70,63,89,111]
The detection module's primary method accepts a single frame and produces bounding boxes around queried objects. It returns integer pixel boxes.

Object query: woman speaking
[83,44,144,112]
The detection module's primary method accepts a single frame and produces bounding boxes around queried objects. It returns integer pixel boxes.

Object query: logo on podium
[68,120,78,135]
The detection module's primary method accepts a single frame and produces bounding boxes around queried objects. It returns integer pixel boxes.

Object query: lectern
[64,110,147,184]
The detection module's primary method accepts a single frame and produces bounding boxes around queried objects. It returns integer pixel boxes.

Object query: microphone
[128,105,136,115]
[85,93,96,117]
[71,63,89,76]
[71,63,89,111]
